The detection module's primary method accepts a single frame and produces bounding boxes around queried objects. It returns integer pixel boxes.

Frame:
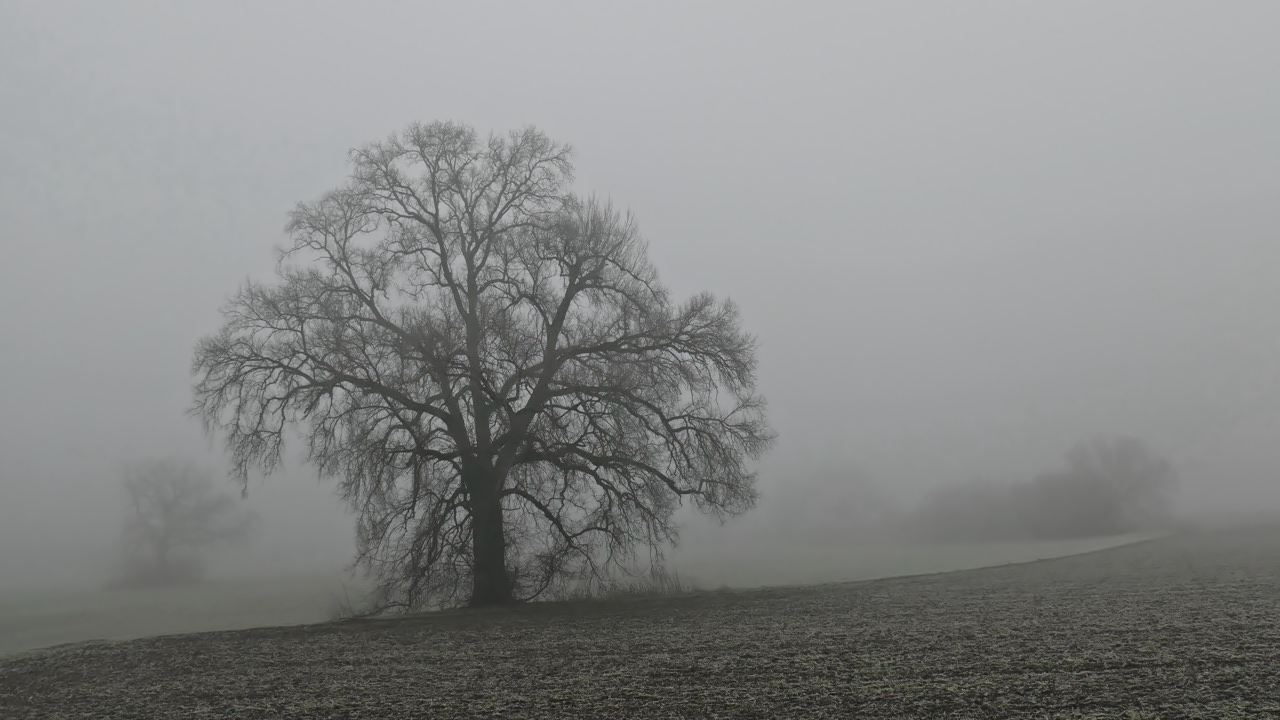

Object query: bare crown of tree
[193,121,774,609]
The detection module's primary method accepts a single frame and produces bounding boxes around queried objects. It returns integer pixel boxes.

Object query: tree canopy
[192,121,774,608]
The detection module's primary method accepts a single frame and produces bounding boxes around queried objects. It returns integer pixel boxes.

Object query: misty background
[2,1,1278,594]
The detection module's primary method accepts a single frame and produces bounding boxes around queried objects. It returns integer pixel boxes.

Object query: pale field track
[2,527,1277,719]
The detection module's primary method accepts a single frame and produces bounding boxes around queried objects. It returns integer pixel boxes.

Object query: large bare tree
[192,121,774,608]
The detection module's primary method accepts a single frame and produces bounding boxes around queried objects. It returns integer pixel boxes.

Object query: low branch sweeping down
[192,121,775,609]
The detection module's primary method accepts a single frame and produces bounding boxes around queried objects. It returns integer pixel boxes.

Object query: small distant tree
[112,461,259,587]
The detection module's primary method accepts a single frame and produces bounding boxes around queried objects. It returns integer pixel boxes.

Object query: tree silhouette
[192,121,774,608]
[114,461,258,587]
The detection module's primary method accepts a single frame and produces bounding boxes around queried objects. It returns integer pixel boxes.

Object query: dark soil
[3,527,1278,719]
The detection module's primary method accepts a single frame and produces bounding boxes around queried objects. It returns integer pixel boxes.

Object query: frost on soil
[2,527,1278,719]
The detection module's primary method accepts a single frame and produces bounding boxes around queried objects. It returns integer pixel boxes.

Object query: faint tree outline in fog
[909,435,1177,542]
[192,121,775,609]
[113,461,259,587]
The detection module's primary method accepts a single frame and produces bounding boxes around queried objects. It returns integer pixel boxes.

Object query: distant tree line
[906,436,1176,542]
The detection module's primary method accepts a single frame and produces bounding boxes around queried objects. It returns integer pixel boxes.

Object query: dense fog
[2,1,1278,596]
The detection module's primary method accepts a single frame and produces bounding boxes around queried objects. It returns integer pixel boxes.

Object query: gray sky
[2,1,1278,588]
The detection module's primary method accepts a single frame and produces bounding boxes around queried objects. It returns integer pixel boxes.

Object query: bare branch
[192,121,774,609]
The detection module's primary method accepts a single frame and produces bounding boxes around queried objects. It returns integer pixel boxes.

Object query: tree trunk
[469,481,513,607]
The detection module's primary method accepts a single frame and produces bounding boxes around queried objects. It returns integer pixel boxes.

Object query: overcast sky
[2,1,1278,588]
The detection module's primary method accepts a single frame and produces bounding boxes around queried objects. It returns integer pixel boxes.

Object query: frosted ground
[4,526,1278,718]
[0,533,1155,658]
